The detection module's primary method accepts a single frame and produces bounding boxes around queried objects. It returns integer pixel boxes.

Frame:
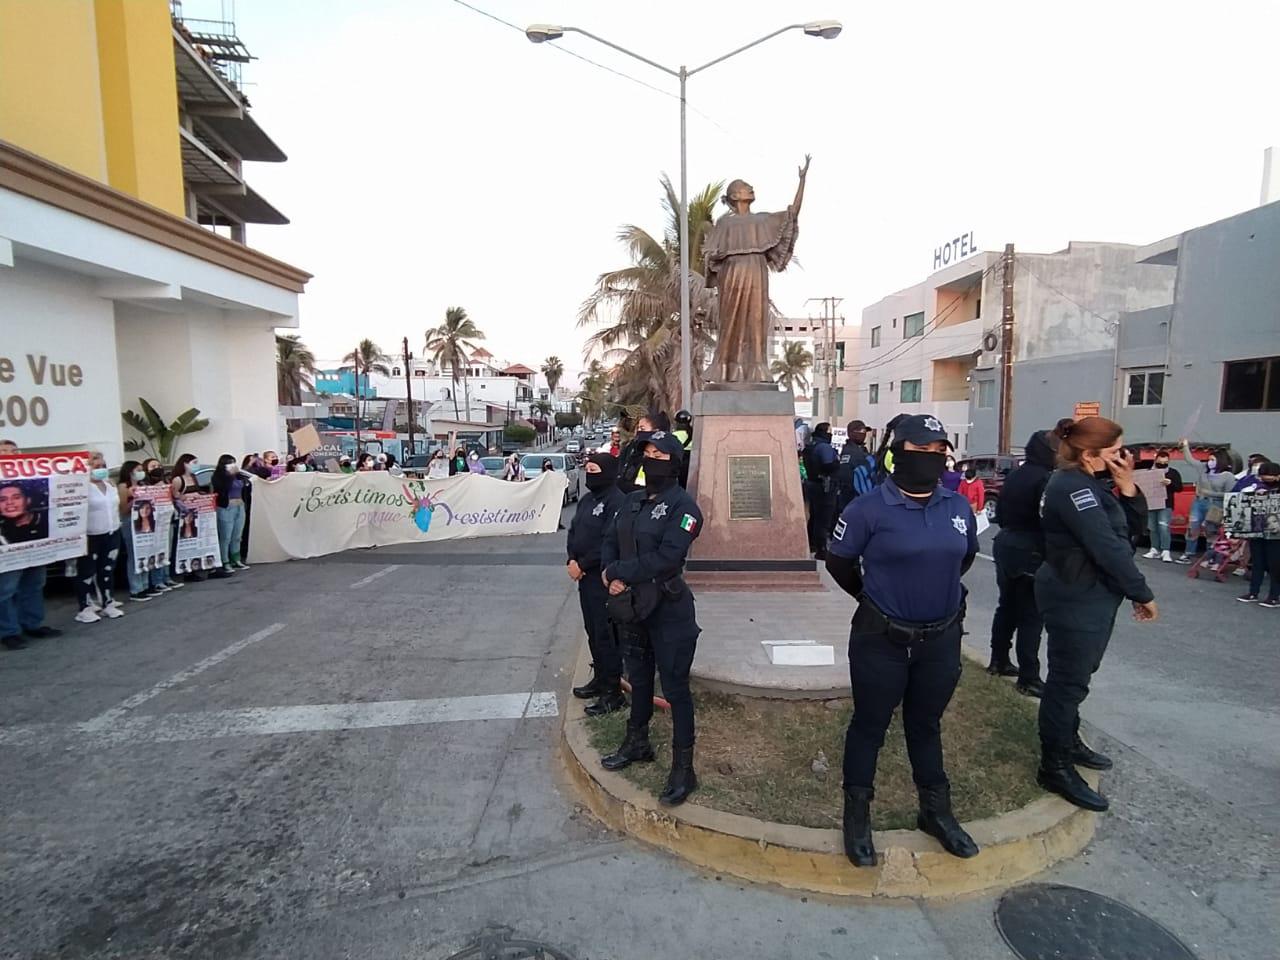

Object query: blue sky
[197,0,1279,382]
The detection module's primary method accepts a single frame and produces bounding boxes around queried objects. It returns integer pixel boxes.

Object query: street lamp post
[526,21,842,411]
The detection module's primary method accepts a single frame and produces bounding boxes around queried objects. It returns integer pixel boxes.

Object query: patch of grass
[585,665,1041,830]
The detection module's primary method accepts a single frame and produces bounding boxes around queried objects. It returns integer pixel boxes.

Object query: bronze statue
[704,156,809,385]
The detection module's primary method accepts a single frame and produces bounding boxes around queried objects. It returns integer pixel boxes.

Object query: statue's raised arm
[790,154,811,217]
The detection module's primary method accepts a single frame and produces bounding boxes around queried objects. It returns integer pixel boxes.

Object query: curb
[562,644,1097,899]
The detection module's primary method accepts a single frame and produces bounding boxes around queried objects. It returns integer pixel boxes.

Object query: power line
[1015,256,1117,329]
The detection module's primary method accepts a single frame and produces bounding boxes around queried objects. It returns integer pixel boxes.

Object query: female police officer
[1036,416,1156,812]
[825,414,980,866]
[597,431,704,806]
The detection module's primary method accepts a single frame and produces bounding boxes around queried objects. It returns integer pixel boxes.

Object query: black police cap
[894,414,951,447]
[642,430,686,460]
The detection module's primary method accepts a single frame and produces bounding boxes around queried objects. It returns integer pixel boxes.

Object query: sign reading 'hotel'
[933,231,978,271]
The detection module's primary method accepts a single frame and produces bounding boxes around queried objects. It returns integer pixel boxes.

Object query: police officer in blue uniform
[825,414,980,866]
[598,431,704,806]
[834,419,875,518]
[568,452,628,716]
[1036,416,1157,812]
[803,422,839,558]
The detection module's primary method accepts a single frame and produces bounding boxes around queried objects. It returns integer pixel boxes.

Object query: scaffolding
[170,0,254,90]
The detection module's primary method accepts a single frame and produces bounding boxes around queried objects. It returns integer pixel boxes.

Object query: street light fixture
[525,20,842,411]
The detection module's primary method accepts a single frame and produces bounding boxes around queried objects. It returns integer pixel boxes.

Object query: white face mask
[293,464,307,472]
[225,463,240,475]
[1207,458,1217,471]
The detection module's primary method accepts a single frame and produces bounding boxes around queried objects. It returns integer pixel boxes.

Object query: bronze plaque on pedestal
[727,455,773,521]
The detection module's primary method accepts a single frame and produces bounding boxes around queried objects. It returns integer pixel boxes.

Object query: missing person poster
[0,451,91,573]
[1223,491,1280,539]
[173,494,222,574]
[131,485,174,574]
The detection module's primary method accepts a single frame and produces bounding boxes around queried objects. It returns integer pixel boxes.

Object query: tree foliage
[426,306,486,421]
[770,339,814,395]
[276,333,317,407]
[122,399,210,462]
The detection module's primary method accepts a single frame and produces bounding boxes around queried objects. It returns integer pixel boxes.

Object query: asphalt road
[1,514,1275,960]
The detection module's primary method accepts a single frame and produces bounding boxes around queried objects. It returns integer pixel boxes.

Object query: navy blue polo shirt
[829,479,978,623]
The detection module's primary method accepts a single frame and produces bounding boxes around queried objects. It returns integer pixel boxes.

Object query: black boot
[601,724,655,771]
[842,786,876,867]
[584,684,627,717]
[1071,732,1113,771]
[1016,677,1045,698]
[986,657,1018,678]
[573,669,605,700]
[916,783,979,858]
[659,744,698,806]
[1037,747,1109,811]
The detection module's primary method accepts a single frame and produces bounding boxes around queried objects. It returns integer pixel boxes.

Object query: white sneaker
[1143,548,1159,559]
[1233,567,1248,577]
[102,604,124,619]
[74,608,101,624]
[154,583,173,593]
[1161,550,1173,562]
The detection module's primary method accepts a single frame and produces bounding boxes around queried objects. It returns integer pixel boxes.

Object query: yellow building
[0,0,309,462]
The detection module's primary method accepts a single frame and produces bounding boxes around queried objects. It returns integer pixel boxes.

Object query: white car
[565,440,581,454]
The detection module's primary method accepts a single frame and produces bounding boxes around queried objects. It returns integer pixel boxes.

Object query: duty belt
[858,594,964,645]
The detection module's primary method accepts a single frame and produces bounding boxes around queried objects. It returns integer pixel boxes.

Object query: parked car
[955,454,1020,522]
[521,453,580,504]
[479,456,506,478]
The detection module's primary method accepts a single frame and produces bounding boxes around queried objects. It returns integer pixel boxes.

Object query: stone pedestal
[685,389,820,591]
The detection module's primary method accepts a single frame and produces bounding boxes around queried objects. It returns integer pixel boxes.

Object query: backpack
[837,444,878,499]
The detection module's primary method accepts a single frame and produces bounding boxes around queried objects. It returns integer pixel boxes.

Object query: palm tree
[531,399,554,439]
[770,339,814,395]
[579,175,723,413]
[541,356,565,399]
[276,334,317,407]
[425,306,486,421]
[342,338,391,430]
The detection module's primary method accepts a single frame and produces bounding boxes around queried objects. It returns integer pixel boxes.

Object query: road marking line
[83,622,287,730]
[350,564,402,589]
[2,692,560,747]
[977,552,994,561]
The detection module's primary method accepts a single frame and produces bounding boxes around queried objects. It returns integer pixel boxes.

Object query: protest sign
[131,485,173,574]
[1132,468,1168,506]
[173,494,222,573]
[1222,491,1280,540]
[0,451,90,573]
[291,424,322,456]
[248,470,567,563]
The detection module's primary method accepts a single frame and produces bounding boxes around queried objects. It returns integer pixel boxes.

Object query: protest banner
[0,451,90,573]
[1222,491,1280,540]
[1132,468,1168,506]
[131,485,174,573]
[248,469,568,562]
[173,494,222,573]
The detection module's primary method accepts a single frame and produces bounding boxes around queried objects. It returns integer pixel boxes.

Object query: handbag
[604,501,662,624]
[1206,505,1224,525]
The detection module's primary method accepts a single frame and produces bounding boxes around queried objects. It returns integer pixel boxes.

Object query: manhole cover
[996,883,1198,960]
[445,927,575,960]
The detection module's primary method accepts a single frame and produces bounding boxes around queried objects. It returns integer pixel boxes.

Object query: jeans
[1035,571,1122,755]
[1147,507,1172,552]
[76,530,120,609]
[121,523,148,595]
[217,501,246,565]
[842,603,963,789]
[1249,539,1280,600]
[626,590,700,748]
[0,565,47,637]
[1185,497,1216,553]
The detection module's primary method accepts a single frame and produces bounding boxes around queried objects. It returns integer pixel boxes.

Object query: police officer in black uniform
[1036,416,1156,812]
[568,452,628,715]
[825,414,980,866]
[617,412,669,494]
[987,428,1060,695]
[803,422,839,559]
[673,409,694,488]
[598,431,704,806]
[834,419,874,518]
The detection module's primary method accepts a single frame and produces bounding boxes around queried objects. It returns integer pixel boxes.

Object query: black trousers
[842,603,963,790]
[1034,570,1122,755]
[625,590,699,748]
[805,482,836,555]
[578,572,622,683]
[990,544,1043,683]
[76,530,120,610]
[1248,538,1280,600]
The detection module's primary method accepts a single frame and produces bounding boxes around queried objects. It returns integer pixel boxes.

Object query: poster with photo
[0,452,90,573]
[131,485,174,573]
[1223,491,1280,539]
[173,494,222,573]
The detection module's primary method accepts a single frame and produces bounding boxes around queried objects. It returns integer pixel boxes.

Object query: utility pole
[402,337,415,455]
[352,346,362,454]
[805,296,843,421]
[998,244,1015,455]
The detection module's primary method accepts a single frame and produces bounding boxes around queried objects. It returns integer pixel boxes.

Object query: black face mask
[1154,461,1169,469]
[584,472,613,492]
[1093,467,1112,479]
[147,468,164,483]
[642,456,678,489]
[964,469,977,480]
[892,449,947,494]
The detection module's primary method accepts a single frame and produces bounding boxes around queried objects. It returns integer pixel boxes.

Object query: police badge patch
[952,515,968,535]
[924,416,943,433]
[592,501,604,516]
[833,518,847,541]
[1070,489,1099,512]
[650,503,669,520]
